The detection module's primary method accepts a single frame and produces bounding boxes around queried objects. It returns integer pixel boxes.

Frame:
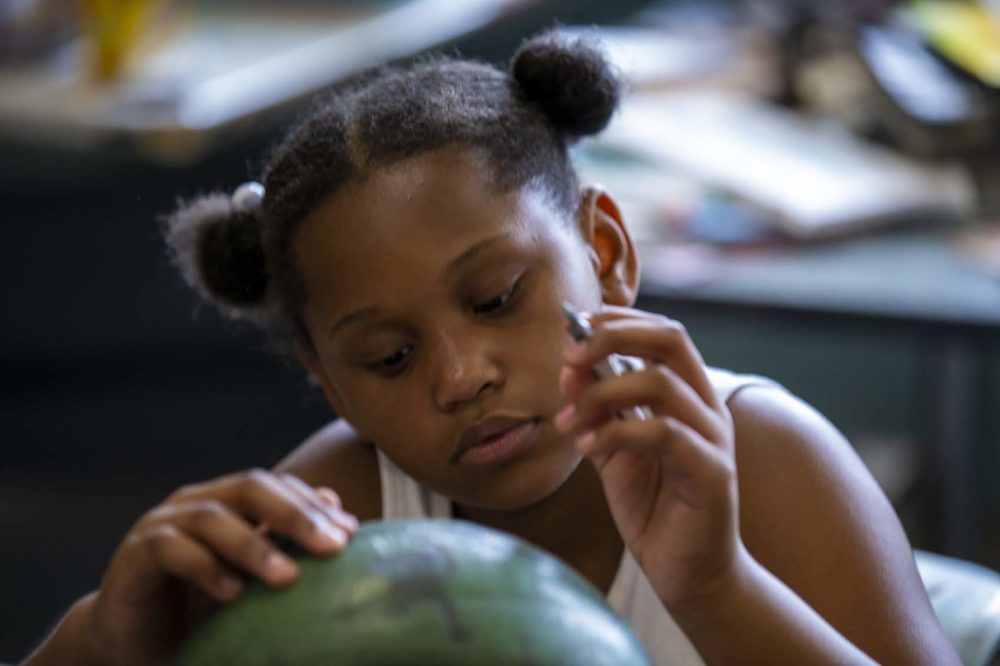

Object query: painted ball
[178,519,651,665]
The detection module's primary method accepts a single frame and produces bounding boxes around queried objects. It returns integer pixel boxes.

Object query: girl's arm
[683,384,959,665]
[672,552,878,665]
[23,593,100,666]
[22,470,358,666]
[558,306,959,665]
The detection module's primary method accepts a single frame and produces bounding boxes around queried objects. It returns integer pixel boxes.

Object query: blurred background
[2,0,999,660]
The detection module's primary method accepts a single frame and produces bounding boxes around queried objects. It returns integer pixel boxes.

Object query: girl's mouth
[453,416,541,467]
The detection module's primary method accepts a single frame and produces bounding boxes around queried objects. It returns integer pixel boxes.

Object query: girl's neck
[452,460,624,594]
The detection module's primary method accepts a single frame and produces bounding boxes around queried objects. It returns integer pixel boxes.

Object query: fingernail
[265,552,298,580]
[321,504,357,532]
[338,511,360,531]
[565,341,587,361]
[555,404,575,431]
[217,574,242,599]
[577,431,596,454]
[318,488,341,508]
[315,519,347,547]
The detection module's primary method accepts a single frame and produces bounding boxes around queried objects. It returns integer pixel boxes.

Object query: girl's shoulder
[273,419,382,521]
[725,378,859,505]
[724,378,952,662]
[705,366,781,405]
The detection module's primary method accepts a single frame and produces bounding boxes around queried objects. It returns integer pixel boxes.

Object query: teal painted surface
[179,520,651,665]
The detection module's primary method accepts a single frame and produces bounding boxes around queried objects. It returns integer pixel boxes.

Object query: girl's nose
[431,332,504,412]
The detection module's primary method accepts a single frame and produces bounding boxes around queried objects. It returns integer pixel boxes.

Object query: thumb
[559,362,595,402]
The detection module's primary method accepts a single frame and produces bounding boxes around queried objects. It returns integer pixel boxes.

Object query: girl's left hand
[556,306,744,612]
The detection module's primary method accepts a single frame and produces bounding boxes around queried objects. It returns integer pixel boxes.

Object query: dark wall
[0,137,338,660]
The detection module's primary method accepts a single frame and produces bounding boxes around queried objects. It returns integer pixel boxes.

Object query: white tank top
[376,367,777,665]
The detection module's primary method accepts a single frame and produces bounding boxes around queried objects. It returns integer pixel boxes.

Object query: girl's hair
[163,30,622,357]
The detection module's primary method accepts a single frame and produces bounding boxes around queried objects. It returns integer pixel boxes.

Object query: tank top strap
[608,548,704,665]
[377,450,451,520]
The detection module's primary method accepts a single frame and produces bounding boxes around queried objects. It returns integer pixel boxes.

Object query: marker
[561,302,654,421]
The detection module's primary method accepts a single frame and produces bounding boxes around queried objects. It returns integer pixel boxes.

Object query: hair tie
[231,181,265,214]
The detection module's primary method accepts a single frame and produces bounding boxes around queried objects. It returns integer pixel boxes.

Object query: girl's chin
[452,445,583,512]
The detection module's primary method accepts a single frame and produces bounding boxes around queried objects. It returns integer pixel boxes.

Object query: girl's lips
[453,419,540,467]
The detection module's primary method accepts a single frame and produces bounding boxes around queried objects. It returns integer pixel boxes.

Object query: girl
[27,32,959,665]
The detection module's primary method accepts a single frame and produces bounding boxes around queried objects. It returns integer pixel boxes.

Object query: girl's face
[294,147,634,510]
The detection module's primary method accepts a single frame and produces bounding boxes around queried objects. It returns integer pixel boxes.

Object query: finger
[579,417,734,493]
[571,315,713,406]
[316,487,363,528]
[559,362,596,402]
[558,365,724,443]
[317,487,342,510]
[162,500,313,586]
[280,474,359,533]
[567,311,718,409]
[143,523,245,603]
[169,469,347,554]
[585,304,671,326]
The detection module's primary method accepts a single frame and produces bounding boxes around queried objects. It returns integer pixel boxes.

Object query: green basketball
[177,519,651,665]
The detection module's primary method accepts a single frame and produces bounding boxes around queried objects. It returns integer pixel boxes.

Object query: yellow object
[80,0,167,82]
[910,0,1000,86]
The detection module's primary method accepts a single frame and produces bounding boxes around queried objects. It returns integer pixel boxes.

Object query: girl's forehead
[294,148,573,300]
[363,147,492,203]
[301,148,564,259]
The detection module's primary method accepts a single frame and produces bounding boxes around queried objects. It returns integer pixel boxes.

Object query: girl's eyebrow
[329,306,380,340]
[329,232,516,340]
[444,232,515,279]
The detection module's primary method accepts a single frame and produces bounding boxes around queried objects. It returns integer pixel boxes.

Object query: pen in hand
[561,302,654,421]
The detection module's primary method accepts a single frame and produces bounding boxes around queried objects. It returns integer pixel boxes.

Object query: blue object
[915,550,1000,666]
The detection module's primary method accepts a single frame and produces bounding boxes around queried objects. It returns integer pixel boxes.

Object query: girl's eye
[473,277,522,315]
[367,344,413,374]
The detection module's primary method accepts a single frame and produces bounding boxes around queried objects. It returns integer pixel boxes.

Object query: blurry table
[635,225,1000,558]
[0,0,528,162]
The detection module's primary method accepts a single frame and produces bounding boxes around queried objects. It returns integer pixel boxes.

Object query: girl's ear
[577,186,640,306]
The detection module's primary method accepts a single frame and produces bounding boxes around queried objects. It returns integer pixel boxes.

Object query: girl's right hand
[80,469,359,665]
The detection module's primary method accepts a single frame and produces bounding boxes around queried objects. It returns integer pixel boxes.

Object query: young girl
[27,32,959,665]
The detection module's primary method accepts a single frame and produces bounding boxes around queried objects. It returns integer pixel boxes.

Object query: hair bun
[510,30,622,139]
[163,193,269,314]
